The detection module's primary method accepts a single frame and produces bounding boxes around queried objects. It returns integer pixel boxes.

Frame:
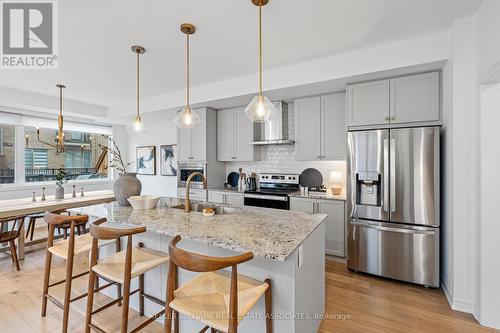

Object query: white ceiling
[0,0,483,108]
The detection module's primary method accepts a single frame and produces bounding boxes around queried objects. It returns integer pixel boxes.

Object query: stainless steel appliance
[251,102,294,145]
[347,126,440,287]
[244,173,299,210]
[178,162,207,189]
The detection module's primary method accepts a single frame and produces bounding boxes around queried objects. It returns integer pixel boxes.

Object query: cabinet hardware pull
[385,116,390,120]
[390,116,395,120]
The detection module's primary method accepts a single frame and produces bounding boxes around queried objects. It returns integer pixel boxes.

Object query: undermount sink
[171,202,238,215]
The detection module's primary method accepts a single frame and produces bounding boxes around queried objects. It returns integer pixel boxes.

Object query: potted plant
[100,138,141,206]
[55,168,68,200]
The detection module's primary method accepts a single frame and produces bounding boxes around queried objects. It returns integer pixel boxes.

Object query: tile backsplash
[225,145,346,187]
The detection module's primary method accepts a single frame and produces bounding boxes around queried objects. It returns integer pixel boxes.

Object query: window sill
[0,178,114,193]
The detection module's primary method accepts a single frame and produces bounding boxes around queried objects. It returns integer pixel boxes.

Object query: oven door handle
[244,194,289,201]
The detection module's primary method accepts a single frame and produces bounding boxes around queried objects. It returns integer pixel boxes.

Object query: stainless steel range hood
[251,101,294,145]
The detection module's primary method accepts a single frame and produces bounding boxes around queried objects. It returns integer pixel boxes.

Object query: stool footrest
[48,270,89,288]
[142,292,166,307]
[91,288,140,316]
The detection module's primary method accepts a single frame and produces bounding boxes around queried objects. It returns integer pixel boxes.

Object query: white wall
[477,83,500,329]
[125,111,178,197]
[441,16,478,314]
[441,1,500,328]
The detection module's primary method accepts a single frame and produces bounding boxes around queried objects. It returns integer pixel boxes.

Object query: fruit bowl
[127,195,160,210]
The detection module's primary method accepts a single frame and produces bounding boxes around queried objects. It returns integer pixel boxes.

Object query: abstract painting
[160,144,177,176]
[136,146,156,175]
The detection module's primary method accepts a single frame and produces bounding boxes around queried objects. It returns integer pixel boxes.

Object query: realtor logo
[1,0,58,68]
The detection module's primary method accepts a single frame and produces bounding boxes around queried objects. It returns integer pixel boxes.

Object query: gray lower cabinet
[217,107,255,162]
[291,197,345,257]
[295,92,346,161]
[208,190,244,207]
[346,72,440,128]
[177,188,207,202]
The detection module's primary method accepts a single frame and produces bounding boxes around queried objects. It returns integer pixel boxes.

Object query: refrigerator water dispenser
[356,172,381,206]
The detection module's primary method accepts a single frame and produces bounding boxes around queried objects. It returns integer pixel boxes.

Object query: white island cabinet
[75,200,327,333]
[291,196,346,257]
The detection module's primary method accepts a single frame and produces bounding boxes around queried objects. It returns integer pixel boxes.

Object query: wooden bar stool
[25,213,44,241]
[41,212,121,333]
[85,221,169,333]
[0,215,26,271]
[165,235,273,333]
[53,209,89,239]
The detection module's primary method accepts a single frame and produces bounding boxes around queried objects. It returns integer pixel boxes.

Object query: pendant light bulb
[245,0,277,123]
[134,116,143,132]
[176,23,201,129]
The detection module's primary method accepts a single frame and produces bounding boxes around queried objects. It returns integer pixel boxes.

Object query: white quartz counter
[76,197,327,262]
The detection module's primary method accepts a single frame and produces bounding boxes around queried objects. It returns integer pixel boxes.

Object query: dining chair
[0,215,26,271]
[165,235,273,333]
[85,221,169,333]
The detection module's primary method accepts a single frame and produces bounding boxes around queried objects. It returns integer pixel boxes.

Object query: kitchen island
[74,197,327,333]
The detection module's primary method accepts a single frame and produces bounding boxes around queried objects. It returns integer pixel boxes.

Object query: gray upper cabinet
[347,72,441,128]
[295,96,321,161]
[347,79,390,127]
[217,109,234,161]
[295,92,346,161]
[390,72,440,125]
[322,93,346,160]
[177,108,210,162]
[217,107,255,161]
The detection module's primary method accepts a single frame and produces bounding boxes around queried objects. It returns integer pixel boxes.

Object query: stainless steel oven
[177,162,207,189]
[243,173,299,210]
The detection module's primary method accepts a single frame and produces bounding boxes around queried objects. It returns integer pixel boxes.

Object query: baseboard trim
[441,278,474,314]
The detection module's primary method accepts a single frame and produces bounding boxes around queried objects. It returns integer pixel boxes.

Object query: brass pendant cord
[186,33,190,112]
[258,2,263,96]
[57,85,64,151]
[136,50,140,119]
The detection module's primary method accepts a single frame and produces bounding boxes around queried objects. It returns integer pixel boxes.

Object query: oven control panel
[259,173,300,185]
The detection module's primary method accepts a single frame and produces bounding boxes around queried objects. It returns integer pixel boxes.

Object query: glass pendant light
[131,45,147,132]
[175,23,201,129]
[245,0,277,123]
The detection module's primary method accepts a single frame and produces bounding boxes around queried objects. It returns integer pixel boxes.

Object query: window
[24,127,110,182]
[25,149,49,169]
[0,124,15,184]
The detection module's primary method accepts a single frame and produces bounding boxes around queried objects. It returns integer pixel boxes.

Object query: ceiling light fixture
[25,85,91,157]
[132,45,146,132]
[245,0,277,123]
[175,23,201,129]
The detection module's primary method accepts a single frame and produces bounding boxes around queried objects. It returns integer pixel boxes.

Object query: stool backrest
[0,215,25,242]
[89,222,145,240]
[168,235,253,272]
[166,235,254,333]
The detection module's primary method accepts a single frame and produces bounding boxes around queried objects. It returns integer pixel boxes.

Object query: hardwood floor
[0,240,496,333]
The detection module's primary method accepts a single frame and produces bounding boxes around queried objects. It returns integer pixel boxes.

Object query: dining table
[0,190,115,260]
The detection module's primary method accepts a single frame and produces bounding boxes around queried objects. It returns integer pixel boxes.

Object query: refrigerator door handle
[383,138,390,212]
[390,137,396,213]
[350,220,436,235]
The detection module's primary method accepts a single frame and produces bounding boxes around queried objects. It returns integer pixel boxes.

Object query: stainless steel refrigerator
[347,126,440,287]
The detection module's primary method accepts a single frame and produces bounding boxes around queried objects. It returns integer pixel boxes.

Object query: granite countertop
[76,197,326,262]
